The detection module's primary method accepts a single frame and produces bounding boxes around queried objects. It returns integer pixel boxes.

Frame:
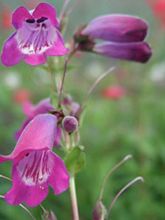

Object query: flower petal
[5,164,48,207]
[24,54,46,66]
[12,114,57,159]
[32,3,59,26]
[46,31,68,56]
[94,41,152,63]
[48,152,69,195]
[15,118,31,141]
[82,14,148,42]
[12,6,33,29]
[1,33,23,67]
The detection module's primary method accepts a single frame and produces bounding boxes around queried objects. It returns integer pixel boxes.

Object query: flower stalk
[69,176,80,220]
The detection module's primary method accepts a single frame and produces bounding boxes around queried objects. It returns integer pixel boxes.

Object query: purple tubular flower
[0,114,69,207]
[1,3,68,66]
[94,41,152,63]
[82,14,148,43]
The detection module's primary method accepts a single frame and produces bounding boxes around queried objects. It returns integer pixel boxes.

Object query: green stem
[47,62,57,106]
[69,176,80,220]
[58,48,77,108]
[98,155,132,201]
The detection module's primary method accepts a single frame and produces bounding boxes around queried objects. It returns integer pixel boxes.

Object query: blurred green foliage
[0,0,165,220]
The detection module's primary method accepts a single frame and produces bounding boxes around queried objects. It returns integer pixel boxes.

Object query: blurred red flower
[1,6,11,29]
[13,88,31,104]
[147,0,165,27]
[102,85,126,100]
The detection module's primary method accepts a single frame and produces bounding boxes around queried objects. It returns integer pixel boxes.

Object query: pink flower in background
[0,114,69,207]
[102,85,126,100]
[76,14,152,63]
[1,3,68,67]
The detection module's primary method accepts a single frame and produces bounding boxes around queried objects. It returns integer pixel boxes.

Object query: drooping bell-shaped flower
[1,3,68,66]
[0,114,69,207]
[75,14,152,63]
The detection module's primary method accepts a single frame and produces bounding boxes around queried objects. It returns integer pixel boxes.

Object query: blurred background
[0,0,165,219]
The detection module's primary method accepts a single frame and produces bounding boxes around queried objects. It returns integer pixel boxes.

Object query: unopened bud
[93,201,107,220]
[62,116,78,133]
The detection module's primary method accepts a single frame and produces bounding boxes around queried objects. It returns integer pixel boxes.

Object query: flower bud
[62,116,78,133]
[93,201,107,220]
[94,41,152,63]
[82,14,148,43]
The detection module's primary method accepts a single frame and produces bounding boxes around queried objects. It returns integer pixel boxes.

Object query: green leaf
[65,146,86,175]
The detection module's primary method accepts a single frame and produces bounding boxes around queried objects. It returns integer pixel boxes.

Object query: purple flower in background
[15,99,55,139]
[16,97,81,144]
[0,114,69,207]
[1,3,68,66]
[76,14,152,63]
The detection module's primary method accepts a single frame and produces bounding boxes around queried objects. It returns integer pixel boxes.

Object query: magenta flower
[76,14,152,63]
[1,3,68,66]
[0,114,69,207]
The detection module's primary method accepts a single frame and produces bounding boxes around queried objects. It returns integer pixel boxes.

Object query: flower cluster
[0,1,152,219]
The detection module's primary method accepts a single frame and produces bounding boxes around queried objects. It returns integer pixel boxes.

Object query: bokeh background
[0,0,165,219]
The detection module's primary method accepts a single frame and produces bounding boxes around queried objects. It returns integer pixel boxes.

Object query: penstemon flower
[75,14,152,63]
[0,114,69,207]
[1,3,68,66]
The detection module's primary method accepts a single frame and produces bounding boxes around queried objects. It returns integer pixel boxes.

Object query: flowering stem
[69,176,80,220]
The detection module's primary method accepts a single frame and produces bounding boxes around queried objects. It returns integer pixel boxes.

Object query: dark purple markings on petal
[17,150,53,186]
[16,21,57,55]
[37,17,48,23]
[26,18,35,24]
